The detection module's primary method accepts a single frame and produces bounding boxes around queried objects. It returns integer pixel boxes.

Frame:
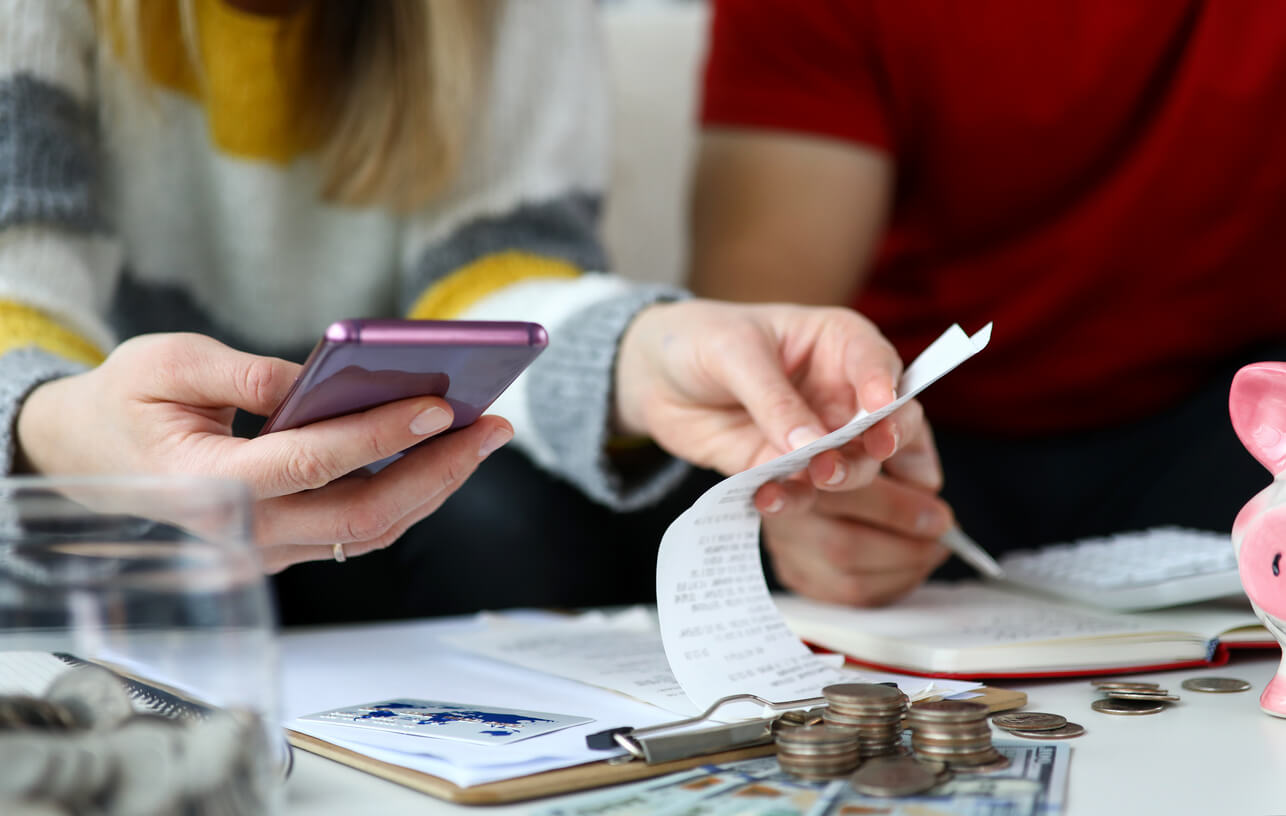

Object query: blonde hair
[100,0,493,211]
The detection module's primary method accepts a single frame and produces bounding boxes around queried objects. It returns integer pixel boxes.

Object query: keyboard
[993,527,1244,611]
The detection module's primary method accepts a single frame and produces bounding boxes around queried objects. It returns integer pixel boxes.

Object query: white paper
[656,324,992,711]
[441,610,977,720]
[440,608,698,714]
[280,614,679,788]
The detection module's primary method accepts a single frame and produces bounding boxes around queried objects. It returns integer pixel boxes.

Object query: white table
[283,648,1286,815]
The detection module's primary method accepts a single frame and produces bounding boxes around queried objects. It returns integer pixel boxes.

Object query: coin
[991,712,1067,732]
[907,700,989,723]
[1003,722,1086,739]
[1091,698,1164,715]
[44,666,134,730]
[850,756,940,797]
[1090,679,1160,689]
[1181,677,1252,694]
[950,754,1012,774]
[1104,691,1180,702]
[0,696,78,730]
[775,725,859,748]
[824,683,907,706]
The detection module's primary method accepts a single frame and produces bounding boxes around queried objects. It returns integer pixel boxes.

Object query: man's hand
[755,420,954,607]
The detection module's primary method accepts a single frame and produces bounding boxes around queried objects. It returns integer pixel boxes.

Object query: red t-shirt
[702,0,1286,436]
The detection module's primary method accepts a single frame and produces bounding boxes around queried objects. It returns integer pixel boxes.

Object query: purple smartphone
[260,318,548,435]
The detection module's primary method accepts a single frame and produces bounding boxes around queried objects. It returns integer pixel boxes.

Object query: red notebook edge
[807,639,1280,682]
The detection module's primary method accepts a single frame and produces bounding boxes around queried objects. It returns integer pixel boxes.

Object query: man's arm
[690,129,893,305]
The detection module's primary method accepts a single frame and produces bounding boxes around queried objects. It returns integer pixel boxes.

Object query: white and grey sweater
[0,0,687,508]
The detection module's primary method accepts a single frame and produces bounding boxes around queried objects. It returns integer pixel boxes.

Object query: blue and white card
[299,699,593,746]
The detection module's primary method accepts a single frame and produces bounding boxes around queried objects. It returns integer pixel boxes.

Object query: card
[299,699,593,746]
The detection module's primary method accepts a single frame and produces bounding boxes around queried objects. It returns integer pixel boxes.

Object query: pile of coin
[991,711,1085,739]
[906,700,1009,773]
[1089,679,1180,715]
[821,683,909,759]
[773,724,861,781]
[0,664,282,815]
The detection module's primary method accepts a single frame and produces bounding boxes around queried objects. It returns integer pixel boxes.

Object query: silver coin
[991,711,1067,732]
[850,756,940,797]
[1004,721,1086,739]
[44,666,134,730]
[950,754,1012,774]
[1181,676,1252,694]
[104,717,183,816]
[906,701,989,723]
[1104,691,1180,702]
[1091,698,1164,715]
[0,734,58,796]
[175,712,243,796]
[775,725,859,747]
[1090,679,1160,689]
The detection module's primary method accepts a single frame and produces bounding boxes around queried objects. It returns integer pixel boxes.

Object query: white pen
[940,525,1004,578]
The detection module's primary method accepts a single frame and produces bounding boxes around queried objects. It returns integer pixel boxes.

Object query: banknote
[535,741,1069,816]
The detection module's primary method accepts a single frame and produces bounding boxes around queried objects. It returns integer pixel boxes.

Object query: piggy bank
[1230,362,1286,717]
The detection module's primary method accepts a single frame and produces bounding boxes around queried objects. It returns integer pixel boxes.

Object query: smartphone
[260,318,548,435]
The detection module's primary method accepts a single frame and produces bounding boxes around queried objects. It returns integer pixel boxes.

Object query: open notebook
[775,582,1273,679]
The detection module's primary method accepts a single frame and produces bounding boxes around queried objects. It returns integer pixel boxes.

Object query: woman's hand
[16,333,512,573]
[614,300,916,486]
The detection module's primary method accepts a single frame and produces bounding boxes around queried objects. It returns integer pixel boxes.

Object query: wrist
[14,378,62,475]
[612,301,668,437]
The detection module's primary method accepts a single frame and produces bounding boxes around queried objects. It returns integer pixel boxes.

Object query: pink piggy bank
[1230,362,1286,717]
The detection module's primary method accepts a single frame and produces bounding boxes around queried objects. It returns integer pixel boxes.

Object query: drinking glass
[0,475,285,815]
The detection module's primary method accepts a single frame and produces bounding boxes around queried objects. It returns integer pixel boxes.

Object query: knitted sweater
[0,0,686,508]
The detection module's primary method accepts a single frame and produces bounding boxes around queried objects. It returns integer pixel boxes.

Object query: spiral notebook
[0,650,212,718]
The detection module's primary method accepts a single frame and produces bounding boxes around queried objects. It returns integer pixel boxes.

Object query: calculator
[992,527,1244,612]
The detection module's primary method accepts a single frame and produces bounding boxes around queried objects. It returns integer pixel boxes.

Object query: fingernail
[824,459,847,486]
[763,496,784,514]
[410,406,451,435]
[916,510,947,535]
[788,426,823,450]
[478,427,513,458]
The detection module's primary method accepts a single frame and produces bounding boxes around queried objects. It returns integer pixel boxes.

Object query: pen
[940,526,1004,578]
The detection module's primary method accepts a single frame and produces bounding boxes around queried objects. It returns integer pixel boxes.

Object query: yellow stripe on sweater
[407,251,581,320]
[107,0,313,163]
[0,301,105,367]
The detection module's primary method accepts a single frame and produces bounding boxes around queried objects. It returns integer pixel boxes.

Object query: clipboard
[286,685,1027,805]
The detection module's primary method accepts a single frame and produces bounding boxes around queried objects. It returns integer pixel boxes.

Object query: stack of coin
[906,700,1009,772]
[992,711,1085,740]
[1089,679,1180,715]
[821,683,909,758]
[773,724,861,781]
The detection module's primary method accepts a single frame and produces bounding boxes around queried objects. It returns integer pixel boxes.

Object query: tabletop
[283,650,1286,815]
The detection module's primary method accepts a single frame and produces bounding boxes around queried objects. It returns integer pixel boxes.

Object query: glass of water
[0,475,285,815]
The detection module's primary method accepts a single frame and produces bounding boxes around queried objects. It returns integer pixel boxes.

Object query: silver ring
[332,542,347,563]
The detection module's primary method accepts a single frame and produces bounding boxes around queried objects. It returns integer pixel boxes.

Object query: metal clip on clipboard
[585,693,829,765]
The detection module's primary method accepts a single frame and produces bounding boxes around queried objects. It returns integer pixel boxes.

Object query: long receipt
[657,323,993,710]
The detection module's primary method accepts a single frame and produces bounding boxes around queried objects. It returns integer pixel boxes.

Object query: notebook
[775,582,1274,679]
[0,651,211,718]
